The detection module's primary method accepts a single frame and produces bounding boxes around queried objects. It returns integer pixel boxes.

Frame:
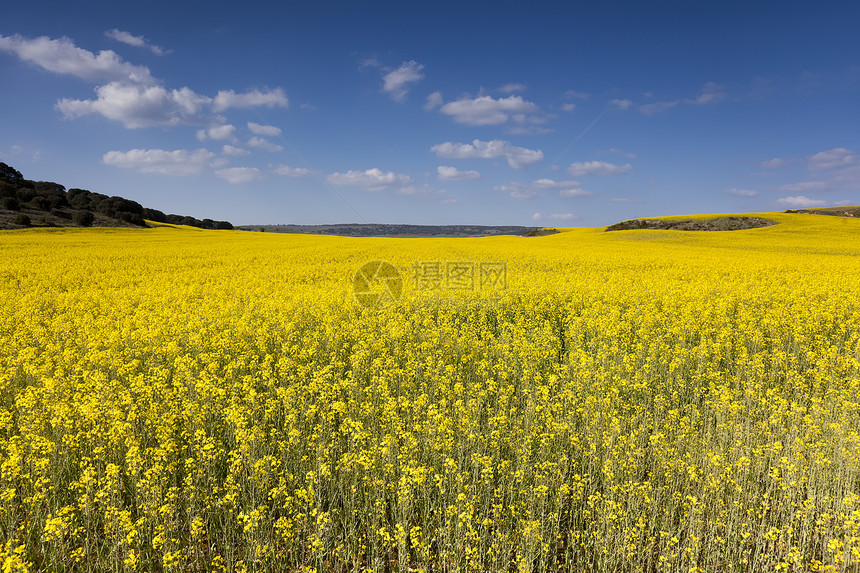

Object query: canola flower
[0,213,859,572]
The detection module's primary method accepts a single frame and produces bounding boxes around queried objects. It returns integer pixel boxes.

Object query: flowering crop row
[1,214,859,571]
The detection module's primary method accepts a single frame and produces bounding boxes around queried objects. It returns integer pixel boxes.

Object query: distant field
[1,211,859,571]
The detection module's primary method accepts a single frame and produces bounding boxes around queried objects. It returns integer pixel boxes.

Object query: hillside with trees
[0,162,232,230]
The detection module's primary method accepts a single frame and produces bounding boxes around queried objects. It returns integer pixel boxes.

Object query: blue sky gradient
[1,1,858,226]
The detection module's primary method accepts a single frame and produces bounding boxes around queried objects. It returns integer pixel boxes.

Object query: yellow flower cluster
[1,212,859,571]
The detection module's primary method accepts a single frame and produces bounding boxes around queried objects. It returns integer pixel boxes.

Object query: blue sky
[1,1,858,226]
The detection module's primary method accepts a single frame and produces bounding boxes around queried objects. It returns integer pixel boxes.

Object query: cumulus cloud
[105,29,167,56]
[777,195,828,207]
[57,82,212,128]
[430,139,543,169]
[567,160,632,176]
[102,148,215,175]
[609,99,633,110]
[424,91,443,111]
[725,188,758,197]
[273,165,311,176]
[809,148,856,170]
[196,124,236,141]
[761,157,786,169]
[382,60,424,102]
[3,33,292,133]
[0,33,154,84]
[439,95,542,126]
[247,137,284,152]
[215,167,263,184]
[685,81,726,105]
[222,145,249,156]
[248,122,282,137]
[326,168,411,190]
[561,102,577,112]
[436,166,480,181]
[212,88,288,112]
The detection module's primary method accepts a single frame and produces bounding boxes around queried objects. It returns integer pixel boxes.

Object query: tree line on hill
[0,161,232,230]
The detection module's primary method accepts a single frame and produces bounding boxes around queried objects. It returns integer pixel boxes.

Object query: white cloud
[326,168,411,190]
[209,157,229,169]
[273,165,311,176]
[725,188,758,197]
[57,82,211,128]
[777,195,828,207]
[212,88,288,112]
[561,103,576,112]
[809,148,856,170]
[531,178,578,190]
[424,91,443,111]
[102,148,215,175]
[532,212,577,221]
[105,29,166,56]
[430,139,543,169]
[761,157,786,169]
[495,178,590,199]
[0,33,154,84]
[567,160,632,176]
[437,166,480,181]
[247,137,284,152]
[609,99,633,110]
[499,83,526,93]
[196,124,236,141]
[439,95,541,126]
[222,145,250,156]
[639,100,679,115]
[215,167,263,184]
[611,197,641,204]
[248,122,282,136]
[381,60,424,102]
[685,81,725,105]
[777,181,828,193]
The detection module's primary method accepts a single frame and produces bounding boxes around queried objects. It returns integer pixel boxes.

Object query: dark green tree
[74,210,95,227]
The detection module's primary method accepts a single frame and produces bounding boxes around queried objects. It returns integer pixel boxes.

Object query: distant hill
[784,206,860,217]
[605,216,776,232]
[237,223,546,237]
[0,161,233,231]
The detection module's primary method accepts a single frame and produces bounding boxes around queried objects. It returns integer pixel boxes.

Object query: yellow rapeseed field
[1,212,859,572]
